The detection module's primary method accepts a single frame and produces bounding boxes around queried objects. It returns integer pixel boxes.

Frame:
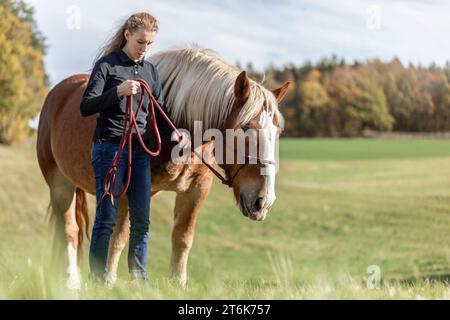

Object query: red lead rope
[102,78,180,204]
[102,78,241,205]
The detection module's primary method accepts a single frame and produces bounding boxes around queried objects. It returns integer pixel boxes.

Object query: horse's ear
[234,71,251,102]
[272,82,291,103]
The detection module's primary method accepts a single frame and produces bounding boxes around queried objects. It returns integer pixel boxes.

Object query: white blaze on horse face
[258,111,278,211]
[66,243,81,290]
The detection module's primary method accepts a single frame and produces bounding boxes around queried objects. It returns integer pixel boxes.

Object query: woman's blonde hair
[94,12,158,63]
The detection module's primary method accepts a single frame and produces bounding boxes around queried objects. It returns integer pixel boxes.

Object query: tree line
[247,56,450,137]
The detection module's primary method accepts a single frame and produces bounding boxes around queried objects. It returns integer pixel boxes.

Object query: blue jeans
[90,141,151,281]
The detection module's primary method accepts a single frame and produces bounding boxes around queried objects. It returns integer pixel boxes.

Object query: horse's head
[151,48,290,220]
[220,71,290,221]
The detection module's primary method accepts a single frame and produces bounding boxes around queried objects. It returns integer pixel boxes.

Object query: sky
[25,0,450,86]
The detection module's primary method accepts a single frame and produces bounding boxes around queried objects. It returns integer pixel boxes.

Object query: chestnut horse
[36,47,289,289]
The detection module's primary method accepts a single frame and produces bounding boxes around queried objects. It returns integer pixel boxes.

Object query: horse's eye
[242,125,251,131]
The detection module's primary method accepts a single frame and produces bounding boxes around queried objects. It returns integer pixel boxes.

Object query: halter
[205,154,276,188]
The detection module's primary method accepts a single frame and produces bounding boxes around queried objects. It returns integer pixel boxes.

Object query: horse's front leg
[170,178,212,287]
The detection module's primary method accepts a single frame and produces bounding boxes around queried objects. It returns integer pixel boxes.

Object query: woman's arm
[80,61,121,117]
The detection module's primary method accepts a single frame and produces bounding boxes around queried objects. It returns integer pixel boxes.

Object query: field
[1,137,450,299]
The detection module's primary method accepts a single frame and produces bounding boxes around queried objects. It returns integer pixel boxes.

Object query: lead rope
[102,78,233,204]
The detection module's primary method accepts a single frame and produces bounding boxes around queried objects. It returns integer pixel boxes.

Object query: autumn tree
[326,67,393,136]
[0,0,48,144]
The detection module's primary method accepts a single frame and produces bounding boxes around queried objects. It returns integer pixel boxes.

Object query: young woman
[80,12,188,282]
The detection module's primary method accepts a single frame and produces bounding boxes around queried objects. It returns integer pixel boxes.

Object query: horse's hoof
[67,276,81,291]
[169,276,188,289]
[104,274,117,289]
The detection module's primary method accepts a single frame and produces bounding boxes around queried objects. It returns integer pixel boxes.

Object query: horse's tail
[75,188,90,262]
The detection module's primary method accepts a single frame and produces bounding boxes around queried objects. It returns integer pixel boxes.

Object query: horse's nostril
[254,197,263,211]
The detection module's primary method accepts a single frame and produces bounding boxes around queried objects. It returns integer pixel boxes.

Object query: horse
[36,47,290,289]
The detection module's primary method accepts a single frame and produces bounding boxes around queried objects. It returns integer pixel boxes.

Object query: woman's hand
[117,80,141,97]
[171,130,191,149]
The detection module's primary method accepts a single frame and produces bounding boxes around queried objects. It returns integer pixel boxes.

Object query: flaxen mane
[149,47,284,131]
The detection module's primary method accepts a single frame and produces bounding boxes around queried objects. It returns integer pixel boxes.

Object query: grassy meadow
[1,137,450,299]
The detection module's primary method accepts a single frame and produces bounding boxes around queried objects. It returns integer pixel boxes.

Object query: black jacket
[80,48,173,143]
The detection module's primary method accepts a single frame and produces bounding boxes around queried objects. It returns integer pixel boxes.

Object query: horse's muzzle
[239,193,268,221]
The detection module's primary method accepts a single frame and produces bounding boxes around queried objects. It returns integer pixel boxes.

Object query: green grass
[1,137,450,299]
[280,138,450,161]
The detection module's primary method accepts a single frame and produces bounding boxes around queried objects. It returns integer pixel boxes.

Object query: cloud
[24,0,450,86]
